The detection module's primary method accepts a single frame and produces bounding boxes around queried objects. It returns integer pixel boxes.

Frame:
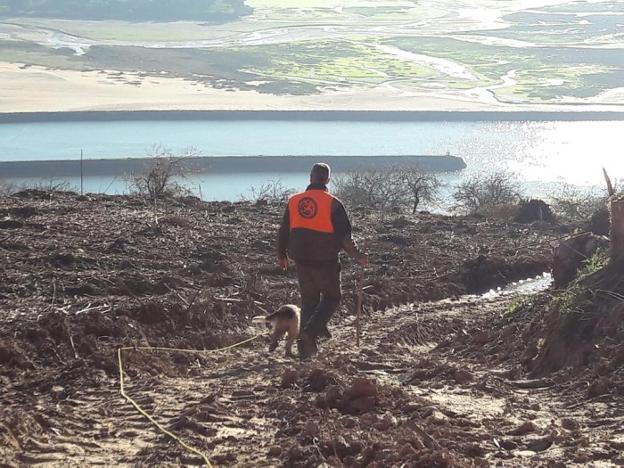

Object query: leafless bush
[126,145,194,200]
[333,170,381,209]
[398,167,441,213]
[0,178,77,200]
[334,168,406,214]
[334,166,441,215]
[17,178,75,194]
[452,171,521,215]
[550,184,610,222]
[0,179,18,196]
[33,178,74,192]
[243,178,295,204]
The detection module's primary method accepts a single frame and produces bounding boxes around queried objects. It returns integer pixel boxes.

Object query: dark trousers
[296,262,342,339]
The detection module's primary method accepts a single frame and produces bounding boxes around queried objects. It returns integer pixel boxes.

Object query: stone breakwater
[0,154,467,178]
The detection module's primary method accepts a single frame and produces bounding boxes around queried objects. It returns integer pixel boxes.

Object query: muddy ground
[1,190,621,466]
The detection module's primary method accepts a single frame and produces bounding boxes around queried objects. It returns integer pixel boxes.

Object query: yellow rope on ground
[117,334,262,467]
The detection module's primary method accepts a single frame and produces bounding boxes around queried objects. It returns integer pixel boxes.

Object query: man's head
[310,163,331,185]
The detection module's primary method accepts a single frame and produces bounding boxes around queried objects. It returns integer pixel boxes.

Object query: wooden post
[355,268,364,347]
[610,194,624,261]
[603,168,615,197]
[80,149,84,196]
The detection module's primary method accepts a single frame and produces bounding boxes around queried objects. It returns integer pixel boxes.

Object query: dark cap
[310,163,331,183]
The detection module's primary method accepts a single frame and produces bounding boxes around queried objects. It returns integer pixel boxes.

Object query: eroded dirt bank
[4,190,617,466]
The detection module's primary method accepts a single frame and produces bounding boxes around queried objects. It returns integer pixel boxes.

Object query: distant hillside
[0,0,252,21]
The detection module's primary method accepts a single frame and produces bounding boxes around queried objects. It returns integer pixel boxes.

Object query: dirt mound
[515,199,556,224]
[272,366,469,467]
[448,255,624,401]
[0,340,33,370]
[589,206,610,236]
[552,232,608,288]
[530,259,624,381]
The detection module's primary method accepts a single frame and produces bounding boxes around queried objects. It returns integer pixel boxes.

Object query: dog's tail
[252,305,299,326]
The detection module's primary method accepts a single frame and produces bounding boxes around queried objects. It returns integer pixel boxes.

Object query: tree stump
[609,194,624,261]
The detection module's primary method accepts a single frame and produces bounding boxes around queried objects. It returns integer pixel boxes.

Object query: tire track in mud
[4,381,160,466]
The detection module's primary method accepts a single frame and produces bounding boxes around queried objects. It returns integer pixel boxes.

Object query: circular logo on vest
[297,197,318,219]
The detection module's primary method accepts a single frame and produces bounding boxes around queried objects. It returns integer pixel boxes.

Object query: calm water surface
[1,119,622,202]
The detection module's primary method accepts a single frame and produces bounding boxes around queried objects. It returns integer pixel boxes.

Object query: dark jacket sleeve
[277,204,290,259]
[332,199,364,259]
[331,199,352,243]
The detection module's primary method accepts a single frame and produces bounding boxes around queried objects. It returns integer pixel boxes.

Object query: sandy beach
[3,62,624,115]
[0,62,495,113]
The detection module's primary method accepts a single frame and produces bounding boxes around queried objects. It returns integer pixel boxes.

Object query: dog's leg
[284,321,299,357]
[269,326,285,353]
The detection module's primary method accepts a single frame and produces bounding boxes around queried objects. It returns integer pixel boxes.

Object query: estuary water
[1,119,623,203]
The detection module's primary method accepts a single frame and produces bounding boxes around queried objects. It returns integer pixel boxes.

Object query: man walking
[277,163,368,359]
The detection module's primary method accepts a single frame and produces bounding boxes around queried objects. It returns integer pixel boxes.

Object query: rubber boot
[297,332,318,360]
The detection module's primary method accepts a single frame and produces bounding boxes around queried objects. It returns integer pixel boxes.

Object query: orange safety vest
[288,190,335,234]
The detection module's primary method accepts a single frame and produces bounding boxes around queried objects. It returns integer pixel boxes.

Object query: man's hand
[278,256,289,270]
[357,253,369,267]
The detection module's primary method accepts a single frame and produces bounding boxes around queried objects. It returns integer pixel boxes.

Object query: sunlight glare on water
[1,119,623,199]
[503,121,624,185]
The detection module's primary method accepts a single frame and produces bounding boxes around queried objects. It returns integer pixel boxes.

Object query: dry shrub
[400,166,441,214]
[14,178,74,194]
[127,145,194,200]
[244,178,295,204]
[550,183,609,223]
[0,179,18,196]
[452,171,521,216]
[333,170,379,209]
[333,166,440,214]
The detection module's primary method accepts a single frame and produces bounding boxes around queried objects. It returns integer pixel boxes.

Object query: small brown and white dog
[253,304,300,357]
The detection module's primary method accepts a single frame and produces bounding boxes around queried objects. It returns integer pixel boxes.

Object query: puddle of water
[482,272,552,299]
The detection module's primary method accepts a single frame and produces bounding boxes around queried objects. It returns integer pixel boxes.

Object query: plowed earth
[2,191,619,467]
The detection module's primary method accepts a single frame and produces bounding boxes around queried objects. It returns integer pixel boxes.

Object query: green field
[385,36,622,101]
[241,41,436,86]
